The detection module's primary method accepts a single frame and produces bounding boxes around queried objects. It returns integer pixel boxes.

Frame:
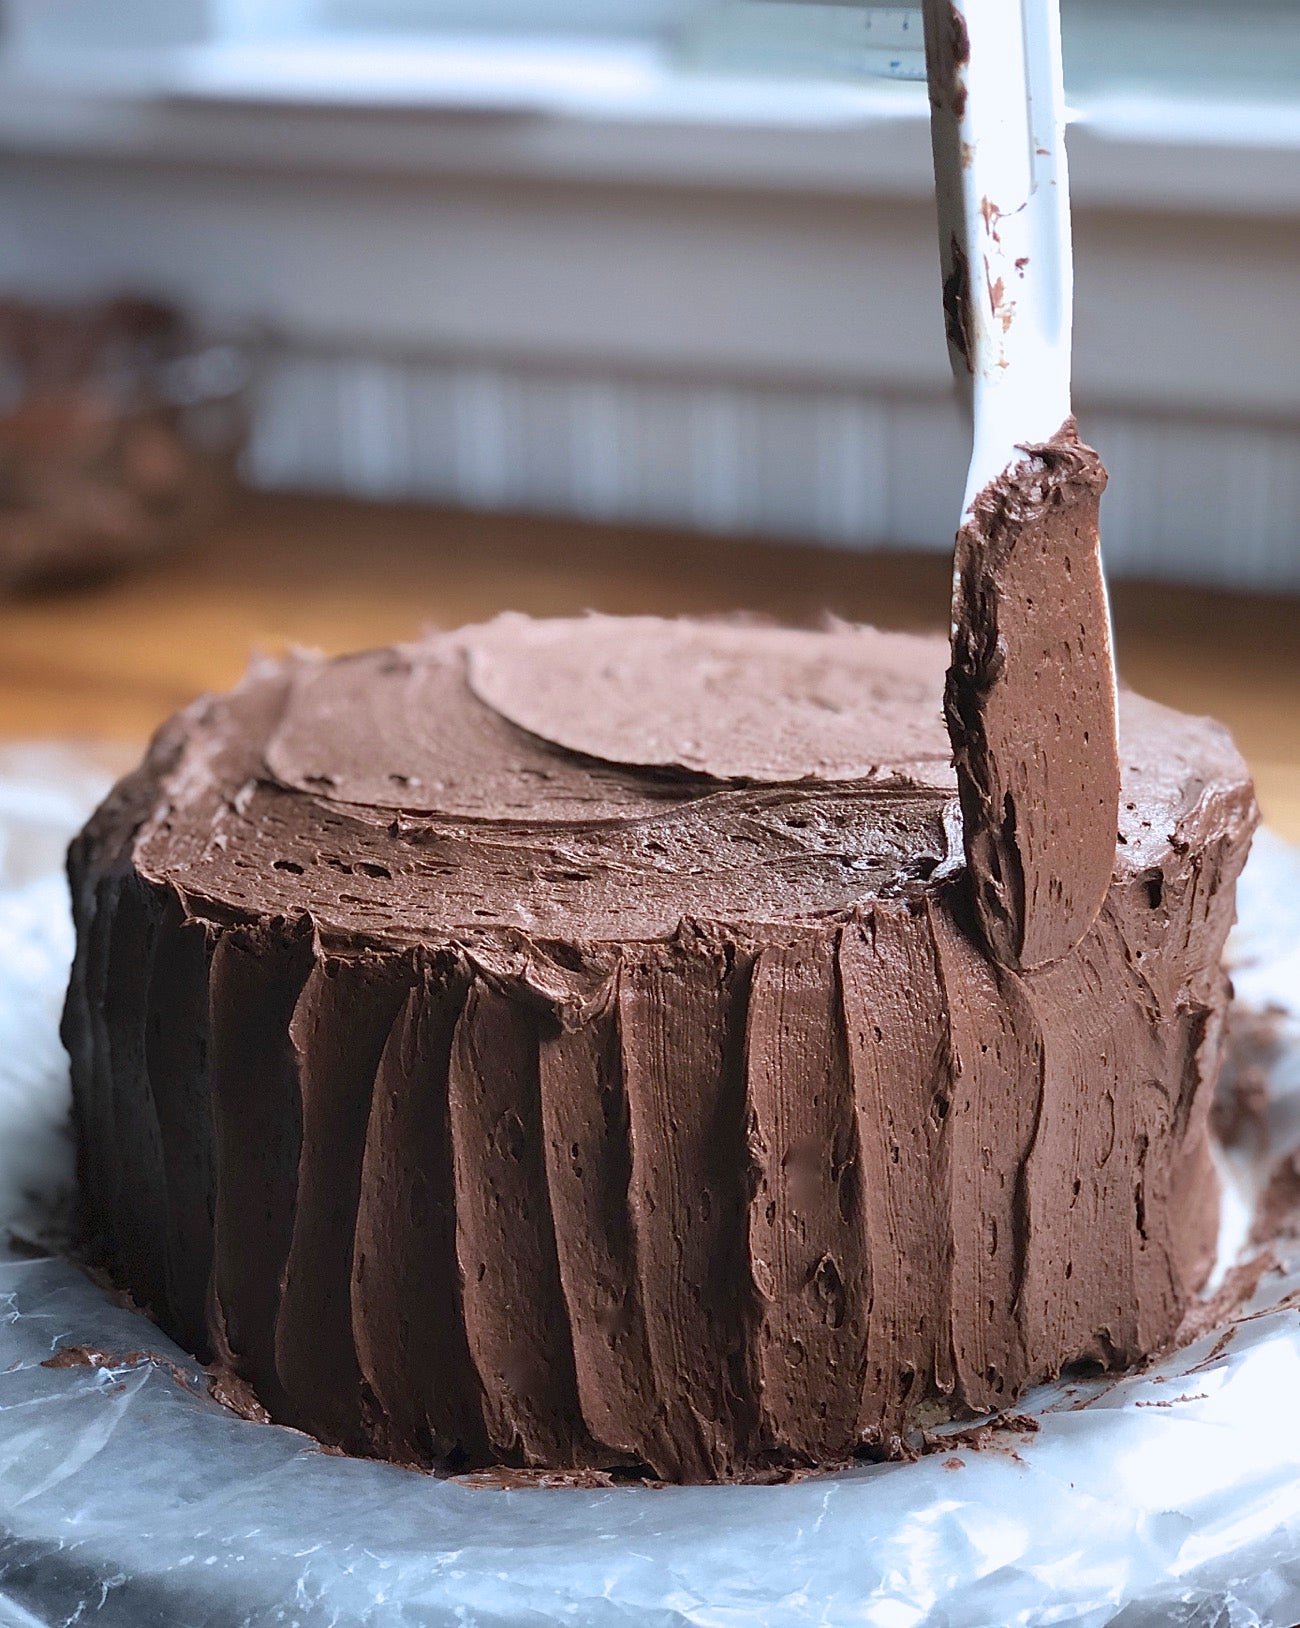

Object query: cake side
[63,617,1258,1481]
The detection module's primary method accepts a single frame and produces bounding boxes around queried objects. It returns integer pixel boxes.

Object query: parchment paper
[2,743,1298,1628]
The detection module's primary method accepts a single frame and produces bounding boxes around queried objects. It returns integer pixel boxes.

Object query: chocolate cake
[63,508,1256,1478]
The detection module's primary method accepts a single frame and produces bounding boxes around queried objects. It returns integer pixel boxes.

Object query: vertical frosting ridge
[66,872,121,1262]
[744,933,868,1463]
[1016,910,1166,1367]
[447,979,596,1467]
[351,952,489,1466]
[142,894,217,1357]
[103,876,169,1320]
[537,977,661,1467]
[839,904,954,1446]
[929,897,1042,1412]
[274,952,414,1451]
[207,921,312,1418]
[618,939,757,1481]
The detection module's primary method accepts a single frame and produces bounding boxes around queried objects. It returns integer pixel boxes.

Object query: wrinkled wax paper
[2,743,1300,1628]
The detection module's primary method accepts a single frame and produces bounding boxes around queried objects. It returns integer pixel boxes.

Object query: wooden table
[2,492,1297,839]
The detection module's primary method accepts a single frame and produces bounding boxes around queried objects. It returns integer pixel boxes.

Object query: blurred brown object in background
[0,296,250,593]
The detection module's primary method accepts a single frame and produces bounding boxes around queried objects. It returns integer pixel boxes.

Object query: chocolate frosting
[948,422,1121,970]
[64,614,1256,1481]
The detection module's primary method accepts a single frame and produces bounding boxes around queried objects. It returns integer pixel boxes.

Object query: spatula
[921,0,1121,972]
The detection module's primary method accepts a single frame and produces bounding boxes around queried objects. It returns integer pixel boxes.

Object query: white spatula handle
[922,0,1073,510]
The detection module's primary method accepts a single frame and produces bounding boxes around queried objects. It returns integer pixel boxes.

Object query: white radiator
[248,346,1300,591]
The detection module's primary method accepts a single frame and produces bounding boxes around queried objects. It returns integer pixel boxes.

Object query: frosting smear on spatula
[946,419,1120,970]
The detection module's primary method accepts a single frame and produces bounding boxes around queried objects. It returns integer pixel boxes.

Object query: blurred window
[307,0,689,33]
[4,0,1298,112]
[225,0,1300,102]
